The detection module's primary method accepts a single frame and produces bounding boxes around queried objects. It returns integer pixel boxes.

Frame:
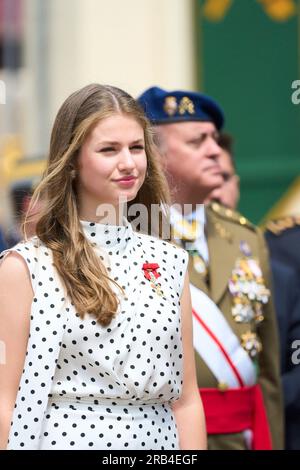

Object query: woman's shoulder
[0,239,39,291]
[0,237,53,282]
[1,236,49,260]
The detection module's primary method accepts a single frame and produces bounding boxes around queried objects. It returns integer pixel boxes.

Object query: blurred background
[0,0,300,246]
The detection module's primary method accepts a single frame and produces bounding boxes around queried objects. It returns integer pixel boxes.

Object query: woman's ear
[67,165,75,180]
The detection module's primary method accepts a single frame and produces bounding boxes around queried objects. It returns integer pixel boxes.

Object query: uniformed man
[138,86,283,450]
[265,216,300,449]
[265,216,300,269]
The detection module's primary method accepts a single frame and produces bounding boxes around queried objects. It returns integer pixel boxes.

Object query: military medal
[142,263,164,296]
[189,250,208,275]
[229,241,270,327]
[240,240,252,257]
[241,331,262,359]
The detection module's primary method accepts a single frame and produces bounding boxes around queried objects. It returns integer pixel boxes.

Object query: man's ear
[234,174,240,188]
[152,145,167,171]
[153,126,169,170]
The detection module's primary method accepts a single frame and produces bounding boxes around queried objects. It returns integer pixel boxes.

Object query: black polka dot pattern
[0,220,188,450]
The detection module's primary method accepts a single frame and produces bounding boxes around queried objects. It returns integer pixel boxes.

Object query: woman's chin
[115,189,139,204]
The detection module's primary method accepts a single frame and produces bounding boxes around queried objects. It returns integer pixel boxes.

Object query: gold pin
[178,96,195,115]
[163,96,178,116]
[212,202,220,212]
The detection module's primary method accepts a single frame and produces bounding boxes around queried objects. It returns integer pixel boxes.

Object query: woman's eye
[98,145,144,153]
[99,147,115,153]
[130,145,144,151]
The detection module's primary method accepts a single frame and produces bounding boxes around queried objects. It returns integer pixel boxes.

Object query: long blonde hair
[24,84,170,326]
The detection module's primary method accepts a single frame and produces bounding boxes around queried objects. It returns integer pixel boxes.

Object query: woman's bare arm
[0,253,33,449]
[171,271,207,450]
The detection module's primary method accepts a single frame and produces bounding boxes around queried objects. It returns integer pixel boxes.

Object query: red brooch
[142,263,163,296]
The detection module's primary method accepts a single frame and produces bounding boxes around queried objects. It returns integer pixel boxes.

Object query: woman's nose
[118,148,136,170]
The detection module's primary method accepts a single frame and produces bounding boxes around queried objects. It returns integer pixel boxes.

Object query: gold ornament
[163,96,178,116]
[241,331,262,358]
[178,97,195,115]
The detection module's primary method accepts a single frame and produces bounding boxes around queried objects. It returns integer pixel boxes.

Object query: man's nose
[207,137,222,160]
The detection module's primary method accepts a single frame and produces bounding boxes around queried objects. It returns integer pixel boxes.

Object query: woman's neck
[79,202,126,225]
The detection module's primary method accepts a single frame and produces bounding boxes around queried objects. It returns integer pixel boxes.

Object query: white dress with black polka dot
[1,219,188,450]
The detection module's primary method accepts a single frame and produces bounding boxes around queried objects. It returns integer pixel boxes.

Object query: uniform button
[212,202,220,212]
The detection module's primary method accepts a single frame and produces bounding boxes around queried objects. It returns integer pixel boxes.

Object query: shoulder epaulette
[208,202,255,230]
[265,215,300,235]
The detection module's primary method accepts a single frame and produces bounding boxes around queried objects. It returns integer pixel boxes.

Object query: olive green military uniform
[189,203,284,450]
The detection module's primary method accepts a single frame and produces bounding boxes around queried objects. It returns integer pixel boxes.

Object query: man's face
[206,149,240,210]
[157,121,223,201]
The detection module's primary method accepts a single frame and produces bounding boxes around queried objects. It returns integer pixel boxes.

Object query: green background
[196,0,300,223]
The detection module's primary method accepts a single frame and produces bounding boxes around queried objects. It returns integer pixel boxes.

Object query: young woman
[0,84,206,450]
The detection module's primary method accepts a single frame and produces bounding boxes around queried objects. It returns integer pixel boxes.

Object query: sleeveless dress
[1,219,188,450]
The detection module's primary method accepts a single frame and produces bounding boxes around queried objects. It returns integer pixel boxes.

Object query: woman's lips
[113,176,137,187]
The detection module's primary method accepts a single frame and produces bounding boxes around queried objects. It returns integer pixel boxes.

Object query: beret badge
[163,95,195,117]
[163,96,178,116]
[178,96,195,115]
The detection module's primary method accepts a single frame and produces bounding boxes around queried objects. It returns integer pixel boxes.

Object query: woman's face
[77,114,147,220]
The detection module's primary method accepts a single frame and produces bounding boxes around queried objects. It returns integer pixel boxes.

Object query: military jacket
[186,203,284,450]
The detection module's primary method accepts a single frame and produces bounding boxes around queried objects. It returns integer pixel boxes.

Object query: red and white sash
[190,285,273,449]
[190,284,256,387]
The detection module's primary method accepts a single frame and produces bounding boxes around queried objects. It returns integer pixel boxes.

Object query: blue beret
[138,86,224,130]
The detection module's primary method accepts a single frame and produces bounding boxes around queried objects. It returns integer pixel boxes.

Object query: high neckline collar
[80,217,133,250]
